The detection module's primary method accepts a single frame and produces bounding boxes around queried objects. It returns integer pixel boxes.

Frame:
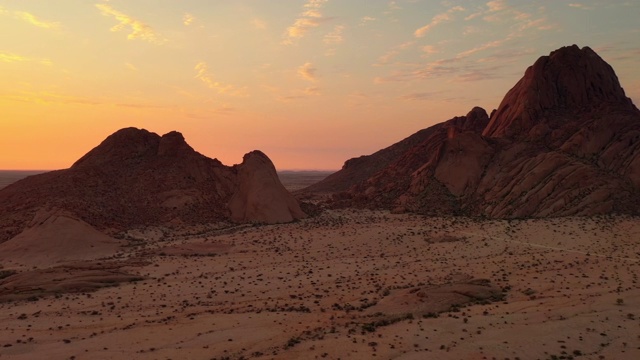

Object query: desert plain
[1,205,639,360]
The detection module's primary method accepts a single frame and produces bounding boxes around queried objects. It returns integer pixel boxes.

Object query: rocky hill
[306,45,640,218]
[0,128,305,243]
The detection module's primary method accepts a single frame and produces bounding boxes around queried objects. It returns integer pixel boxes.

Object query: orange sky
[1,1,639,170]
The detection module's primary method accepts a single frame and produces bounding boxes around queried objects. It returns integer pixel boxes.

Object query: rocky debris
[307,45,640,218]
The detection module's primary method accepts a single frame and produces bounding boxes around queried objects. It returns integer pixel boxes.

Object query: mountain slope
[0,128,306,243]
[306,45,640,218]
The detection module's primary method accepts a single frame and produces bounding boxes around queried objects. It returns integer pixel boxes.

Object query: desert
[2,2,640,359]
[1,209,639,359]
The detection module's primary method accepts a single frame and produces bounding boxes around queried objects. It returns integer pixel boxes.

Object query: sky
[1,0,639,170]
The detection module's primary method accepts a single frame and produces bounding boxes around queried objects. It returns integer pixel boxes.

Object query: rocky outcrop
[229,151,306,223]
[0,128,305,243]
[307,45,640,218]
[483,45,637,140]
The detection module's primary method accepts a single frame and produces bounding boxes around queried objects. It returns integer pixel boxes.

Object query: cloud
[454,70,498,82]
[303,86,321,95]
[297,62,318,82]
[0,6,60,30]
[95,4,166,44]
[186,106,236,119]
[399,92,436,101]
[283,0,329,44]
[13,11,60,29]
[414,6,464,38]
[456,38,509,59]
[194,61,246,96]
[486,0,507,12]
[323,25,345,56]
[388,1,402,11]
[323,25,344,45]
[0,52,51,65]
[463,25,481,35]
[3,90,102,105]
[374,41,414,66]
[183,13,195,26]
[568,3,592,10]
[466,0,527,23]
[477,48,534,63]
[125,62,138,71]
[277,86,322,102]
[252,18,267,30]
[422,45,439,55]
[116,103,172,109]
[360,16,376,25]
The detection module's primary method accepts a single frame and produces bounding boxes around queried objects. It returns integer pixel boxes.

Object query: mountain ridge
[304,45,640,218]
[0,128,306,243]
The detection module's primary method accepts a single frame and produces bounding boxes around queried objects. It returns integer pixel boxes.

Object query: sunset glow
[1,0,639,170]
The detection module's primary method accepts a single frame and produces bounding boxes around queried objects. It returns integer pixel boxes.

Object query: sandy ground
[1,210,639,360]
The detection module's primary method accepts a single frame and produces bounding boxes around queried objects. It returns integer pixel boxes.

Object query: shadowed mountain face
[307,45,640,218]
[0,128,305,243]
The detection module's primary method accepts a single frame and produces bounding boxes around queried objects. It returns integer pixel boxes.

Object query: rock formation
[0,128,306,243]
[306,45,640,218]
[229,151,306,223]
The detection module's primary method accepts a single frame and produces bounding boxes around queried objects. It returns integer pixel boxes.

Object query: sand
[1,209,639,359]
[0,210,123,269]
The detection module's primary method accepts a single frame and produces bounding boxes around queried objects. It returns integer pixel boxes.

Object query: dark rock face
[306,45,640,218]
[0,129,305,243]
[483,45,637,140]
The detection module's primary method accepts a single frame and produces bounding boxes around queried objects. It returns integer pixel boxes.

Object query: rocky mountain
[0,128,305,243]
[306,45,640,218]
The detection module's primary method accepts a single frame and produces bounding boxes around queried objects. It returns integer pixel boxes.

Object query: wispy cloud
[115,102,172,109]
[414,6,464,38]
[323,25,345,56]
[14,11,60,29]
[278,86,322,102]
[297,62,318,82]
[283,0,329,44]
[467,0,523,24]
[3,90,101,105]
[477,48,534,63]
[0,52,51,65]
[95,4,166,44]
[125,62,138,71]
[421,45,439,56]
[360,16,376,25]
[375,35,532,84]
[374,41,414,66]
[387,1,402,12]
[183,13,195,26]
[252,18,267,30]
[375,2,555,84]
[399,92,437,101]
[324,25,344,45]
[457,38,509,59]
[568,3,592,10]
[0,6,60,30]
[194,61,246,96]
[185,106,237,119]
